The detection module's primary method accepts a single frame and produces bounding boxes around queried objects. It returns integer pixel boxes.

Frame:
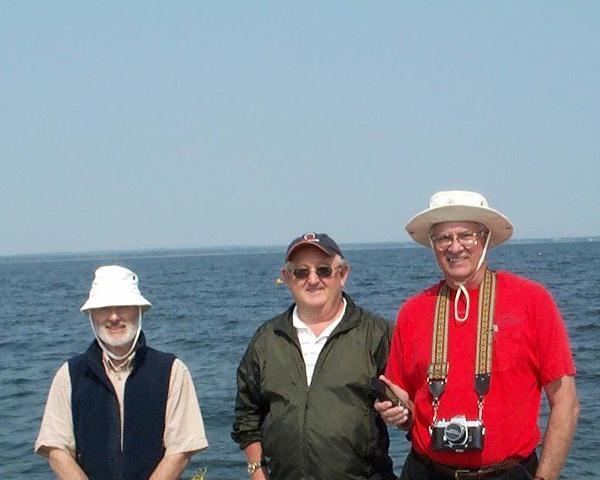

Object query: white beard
[96,320,138,349]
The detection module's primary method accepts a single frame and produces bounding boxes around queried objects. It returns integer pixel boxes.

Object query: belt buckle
[454,470,473,479]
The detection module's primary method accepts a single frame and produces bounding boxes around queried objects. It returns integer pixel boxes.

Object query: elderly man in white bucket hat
[35,265,208,480]
[375,191,578,480]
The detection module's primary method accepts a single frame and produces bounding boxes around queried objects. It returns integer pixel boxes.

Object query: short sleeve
[34,362,76,457]
[163,359,208,455]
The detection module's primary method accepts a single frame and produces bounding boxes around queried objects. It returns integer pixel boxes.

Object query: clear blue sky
[2,2,599,255]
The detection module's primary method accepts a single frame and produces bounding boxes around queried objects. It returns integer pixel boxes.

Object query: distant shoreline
[1,236,598,264]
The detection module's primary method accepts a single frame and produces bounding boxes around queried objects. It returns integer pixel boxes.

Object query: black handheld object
[369,377,411,419]
[369,377,400,404]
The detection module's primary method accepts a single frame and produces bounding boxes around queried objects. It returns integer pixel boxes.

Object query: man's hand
[148,452,192,480]
[373,375,413,430]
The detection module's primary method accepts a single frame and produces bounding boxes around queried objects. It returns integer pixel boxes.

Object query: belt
[413,450,534,479]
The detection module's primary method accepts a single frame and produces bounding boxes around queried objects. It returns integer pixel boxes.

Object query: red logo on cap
[303,233,319,242]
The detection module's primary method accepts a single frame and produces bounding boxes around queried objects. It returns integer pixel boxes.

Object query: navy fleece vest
[69,332,175,480]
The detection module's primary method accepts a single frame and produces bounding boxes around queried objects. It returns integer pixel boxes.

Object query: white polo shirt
[292,298,347,385]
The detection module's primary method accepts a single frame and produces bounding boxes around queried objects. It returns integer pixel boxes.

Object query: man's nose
[447,235,464,252]
[306,268,320,283]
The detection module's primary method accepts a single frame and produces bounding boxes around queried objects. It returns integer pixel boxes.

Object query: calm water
[0,241,598,479]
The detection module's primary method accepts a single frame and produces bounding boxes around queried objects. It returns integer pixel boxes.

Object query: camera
[431,415,484,452]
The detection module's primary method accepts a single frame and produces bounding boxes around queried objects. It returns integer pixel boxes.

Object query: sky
[2,2,599,256]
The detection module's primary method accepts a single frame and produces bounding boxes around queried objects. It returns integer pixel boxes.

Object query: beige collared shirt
[35,353,208,458]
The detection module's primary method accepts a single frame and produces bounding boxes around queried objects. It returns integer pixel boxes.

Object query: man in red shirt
[375,191,578,480]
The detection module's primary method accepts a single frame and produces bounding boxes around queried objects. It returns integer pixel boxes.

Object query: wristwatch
[247,460,264,475]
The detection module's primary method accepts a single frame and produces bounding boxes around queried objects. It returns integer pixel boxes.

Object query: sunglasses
[288,265,340,280]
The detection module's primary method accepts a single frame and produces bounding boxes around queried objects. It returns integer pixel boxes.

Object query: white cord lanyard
[453,232,492,322]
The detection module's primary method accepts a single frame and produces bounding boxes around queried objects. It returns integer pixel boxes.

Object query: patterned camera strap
[427,269,497,423]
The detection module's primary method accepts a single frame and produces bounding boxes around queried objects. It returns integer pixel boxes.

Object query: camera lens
[444,421,467,445]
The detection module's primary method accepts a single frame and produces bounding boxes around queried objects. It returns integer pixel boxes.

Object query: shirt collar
[292,297,347,338]
[102,351,135,373]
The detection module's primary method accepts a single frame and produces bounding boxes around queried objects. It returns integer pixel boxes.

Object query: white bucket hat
[405,190,513,248]
[80,265,151,312]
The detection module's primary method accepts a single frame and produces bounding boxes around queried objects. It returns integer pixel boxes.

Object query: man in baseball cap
[36,265,208,480]
[232,233,396,479]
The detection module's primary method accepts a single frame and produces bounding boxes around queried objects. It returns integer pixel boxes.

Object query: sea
[0,239,598,479]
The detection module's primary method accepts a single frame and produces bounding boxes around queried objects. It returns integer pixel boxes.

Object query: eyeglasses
[430,230,486,251]
[287,264,341,280]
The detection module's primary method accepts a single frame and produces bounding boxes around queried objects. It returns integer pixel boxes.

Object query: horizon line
[2,235,598,261]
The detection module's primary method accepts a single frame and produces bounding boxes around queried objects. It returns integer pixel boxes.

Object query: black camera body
[431,415,484,452]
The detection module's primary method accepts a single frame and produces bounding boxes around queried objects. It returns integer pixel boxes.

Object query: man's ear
[280,267,291,285]
[340,265,350,288]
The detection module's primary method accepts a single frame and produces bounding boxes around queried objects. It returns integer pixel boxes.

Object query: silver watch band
[247,460,264,475]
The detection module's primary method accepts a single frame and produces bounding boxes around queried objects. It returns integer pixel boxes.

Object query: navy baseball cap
[285,232,344,261]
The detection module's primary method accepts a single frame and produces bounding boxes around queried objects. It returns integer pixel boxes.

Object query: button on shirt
[293,298,347,385]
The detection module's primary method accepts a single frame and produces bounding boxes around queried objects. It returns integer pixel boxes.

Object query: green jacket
[232,294,396,480]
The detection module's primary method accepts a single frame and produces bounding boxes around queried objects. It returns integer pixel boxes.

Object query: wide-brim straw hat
[80,265,151,312]
[405,190,513,248]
